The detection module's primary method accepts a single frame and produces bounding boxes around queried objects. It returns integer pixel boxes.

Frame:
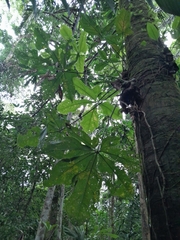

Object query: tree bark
[138,173,150,240]
[57,184,65,240]
[122,0,180,239]
[35,186,56,240]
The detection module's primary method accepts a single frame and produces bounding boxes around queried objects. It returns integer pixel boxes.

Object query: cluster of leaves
[3,0,180,237]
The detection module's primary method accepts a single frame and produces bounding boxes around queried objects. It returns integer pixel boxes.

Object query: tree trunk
[138,173,150,240]
[122,0,180,239]
[57,184,65,240]
[35,186,56,240]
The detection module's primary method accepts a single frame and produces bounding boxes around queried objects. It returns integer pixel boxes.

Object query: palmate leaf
[67,126,98,148]
[98,154,133,198]
[44,131,136,223]
[100,137,139,172]
[44,142,101,224]
[44,137,91,160]
[44,153,93,186]
[65,169,101,224]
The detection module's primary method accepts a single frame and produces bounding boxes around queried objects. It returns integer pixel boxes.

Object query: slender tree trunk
[121,0,180,239]
[108,195,115,240]
[35,186,56,240]
[57,184,65,240]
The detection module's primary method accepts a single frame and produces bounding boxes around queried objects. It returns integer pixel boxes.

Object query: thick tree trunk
[122,0,180,239]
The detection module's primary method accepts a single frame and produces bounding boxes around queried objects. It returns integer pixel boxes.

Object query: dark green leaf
[17,126,41,147]
[147,23,159,40]
[80,14,102,36]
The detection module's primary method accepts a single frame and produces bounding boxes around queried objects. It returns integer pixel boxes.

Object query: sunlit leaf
[57,99,92,114]
[60,24,73,40]
[75,55,85,74]
[81,109,99,133]
[100,102,121,120]
[73,77,97,100]
[79,31,88,53]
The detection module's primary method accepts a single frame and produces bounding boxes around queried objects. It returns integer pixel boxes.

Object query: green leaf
[115,9,133,36]
[44,137,91,160]
[98,154,115,174]
[98,50,107,60]
[97,154,133,198]
[95,62,107,71]
[92,85,102,98]
[63,72,76,101]
[156,0,180,16]
[81,109,99,133]
[17,126,41,147]
[75,55,85,74]
[100,136,120,156]
[100,102,121,120]
[34,28,49,50]
[65,168,101,224]
[67,126,98,148]
[57,99,92,114]
[172,16,180,29]
[44,153,92,186]
[147,23,159,40]
[79,31,88,53]
[60,25,73,40]
[80,14,101,36]
[73,77,97,100]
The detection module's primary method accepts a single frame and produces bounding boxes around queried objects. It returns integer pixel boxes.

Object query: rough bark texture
[138,173,150,240]
[35,186,56,240]
[57,184,65,240]
[122,0,180,239]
